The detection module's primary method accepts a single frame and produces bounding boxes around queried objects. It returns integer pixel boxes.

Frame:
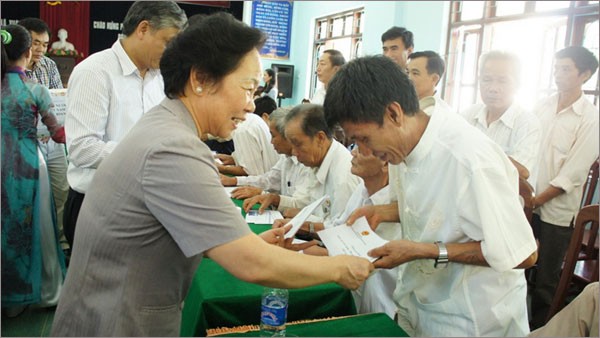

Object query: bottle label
[260,303,287,326]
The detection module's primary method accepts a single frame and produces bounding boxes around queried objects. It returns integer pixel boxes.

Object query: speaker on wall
[272,64,294,99]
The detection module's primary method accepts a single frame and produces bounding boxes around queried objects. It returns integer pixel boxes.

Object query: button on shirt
[65,40,165,193]
[231,113,279,176]
[236,155,313,196]
[390,109,536,337]
[534,93,599,227]
[460,103,542,186]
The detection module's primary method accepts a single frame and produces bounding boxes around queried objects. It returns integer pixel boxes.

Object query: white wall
[244,1,449,106]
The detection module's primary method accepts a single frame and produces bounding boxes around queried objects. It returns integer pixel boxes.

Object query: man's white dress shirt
[231,113,279,176]
[390,102,537,337]
[65,40,165,193]
[461,102,542,187]
[279,140,361,224]
[534,93,599,226]
[236,155,312,196]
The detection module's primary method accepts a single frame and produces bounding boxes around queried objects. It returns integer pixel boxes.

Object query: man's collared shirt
[26,55,63,89]
[65,39,164,193]
[534,93,599,226]
[460,102,542,186]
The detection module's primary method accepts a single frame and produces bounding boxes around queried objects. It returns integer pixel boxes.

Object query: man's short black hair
[381,26,414,49]
[18,17,51,37]
[555,46,599,81]
[254,96,277,116]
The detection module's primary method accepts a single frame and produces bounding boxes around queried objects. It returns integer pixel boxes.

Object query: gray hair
[478,50,521,84]
[270,107,292,135]
[122,1,187,37]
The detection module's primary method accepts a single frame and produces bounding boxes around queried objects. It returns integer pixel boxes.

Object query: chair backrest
[519,178,535,225]
[581,157,599,207]
[546,204,599,321]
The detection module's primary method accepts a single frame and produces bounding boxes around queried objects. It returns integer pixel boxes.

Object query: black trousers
[529,213,573,329]
[63,187,85,250]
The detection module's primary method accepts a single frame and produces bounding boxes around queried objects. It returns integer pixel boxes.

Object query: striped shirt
[26,55,63,89]
[65,39,164,193]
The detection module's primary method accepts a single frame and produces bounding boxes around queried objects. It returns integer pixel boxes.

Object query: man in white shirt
[310,49,345,105]
[221,107,313,200]
[461,51,542,182]
[529,46,599,330]
[217,96,279,176]
[381,26,414,70]
[325,56,538,336]
[243,104,361,226]
[63,1,187,248]
[406,50,454,114]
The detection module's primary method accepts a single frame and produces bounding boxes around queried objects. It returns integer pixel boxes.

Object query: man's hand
[272,218,292,229]
[231,186,262,199]
[346,205,382,230]
[243,193,280,213]
[368,240,429,269]
[216,153,235,165]
[220,174,237,186]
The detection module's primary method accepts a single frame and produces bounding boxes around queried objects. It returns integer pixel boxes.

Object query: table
[208,313,409,337]
[180,199,357,336]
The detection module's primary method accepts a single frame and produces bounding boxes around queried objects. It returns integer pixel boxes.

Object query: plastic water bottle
[259,287,289,337]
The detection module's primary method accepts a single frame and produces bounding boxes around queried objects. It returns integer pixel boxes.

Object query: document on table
[317,216,388,262]
[283,195,329,239]
[223,186,236,197]
[245,209,284,224]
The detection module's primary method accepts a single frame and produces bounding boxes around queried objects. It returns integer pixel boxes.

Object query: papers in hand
[37,89,67,139]
[317,216,388,262]
[245,209,283,225]
[283,195,329,239]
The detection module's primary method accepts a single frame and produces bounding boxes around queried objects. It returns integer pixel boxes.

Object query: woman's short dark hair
[122,1,186,37]
[284,104,332,139]
[161,12,266,99]
[1,25,32,81]
[324,55,420,128]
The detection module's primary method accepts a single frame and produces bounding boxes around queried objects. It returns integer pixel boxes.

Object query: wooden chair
[580,157,599,208]
[519,178,535,225]
[546,204,599,322]
[578,158,599,260]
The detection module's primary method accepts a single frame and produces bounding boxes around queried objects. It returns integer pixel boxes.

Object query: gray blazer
[51,98,250,336]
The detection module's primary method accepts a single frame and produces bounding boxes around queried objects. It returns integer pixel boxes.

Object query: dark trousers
[63,187,85,250]
[529,214,573,329]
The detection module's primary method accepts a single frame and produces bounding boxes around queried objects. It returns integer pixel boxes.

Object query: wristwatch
[434,241,449,269]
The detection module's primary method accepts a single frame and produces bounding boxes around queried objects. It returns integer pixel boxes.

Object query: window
[445,1,599,112]
[310,8,364,99]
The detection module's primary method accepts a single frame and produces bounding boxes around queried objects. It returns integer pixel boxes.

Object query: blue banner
[251,1,293,60]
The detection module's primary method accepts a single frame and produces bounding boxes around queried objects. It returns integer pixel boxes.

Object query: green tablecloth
[210,313,409,337]
[180,199,357,336]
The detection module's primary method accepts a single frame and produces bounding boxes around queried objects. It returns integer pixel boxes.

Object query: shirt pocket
[412,292,476,336]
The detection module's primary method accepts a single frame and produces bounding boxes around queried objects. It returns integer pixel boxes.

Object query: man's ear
[261,113,270,123]
[385,102,404,126]
[135,20,151,38]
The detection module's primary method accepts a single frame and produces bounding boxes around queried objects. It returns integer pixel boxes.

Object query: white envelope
[317,216,389,262]
[283,195,329,239]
